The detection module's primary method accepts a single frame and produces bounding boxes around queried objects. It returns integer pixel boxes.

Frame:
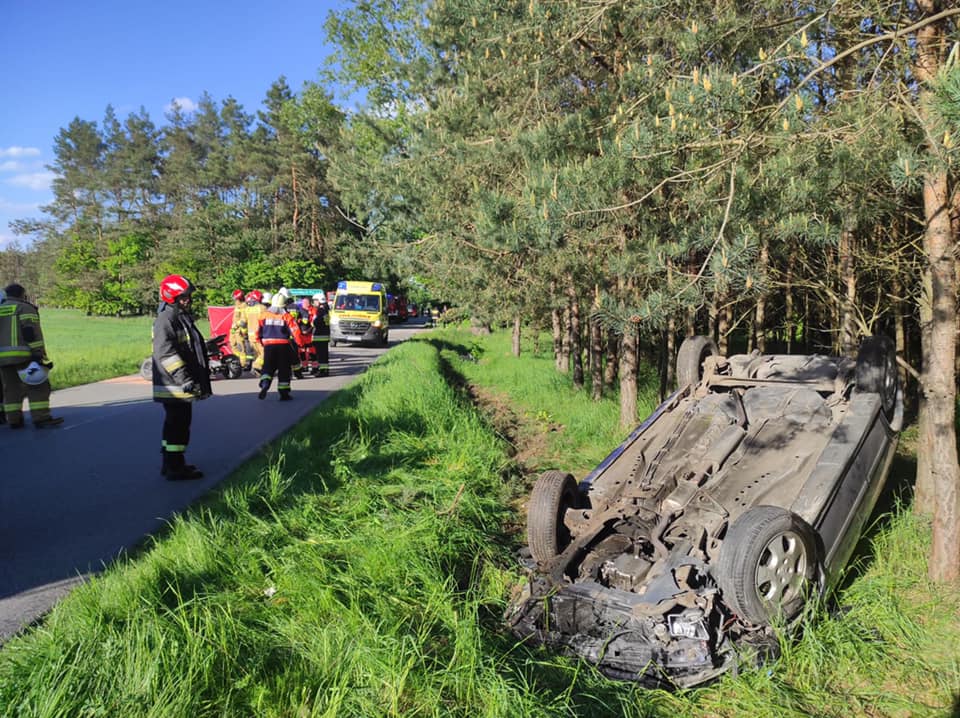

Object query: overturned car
[506,336,903,687]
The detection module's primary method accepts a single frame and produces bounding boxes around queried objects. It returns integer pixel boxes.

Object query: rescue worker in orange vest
[243,290,265,374]
[153,274,211,479]
[276,287,305,380]
[229,289,251,368]
[0,283,63,429]
[294,297,316,374]
[256,292,303,400]
[311,292,330,376]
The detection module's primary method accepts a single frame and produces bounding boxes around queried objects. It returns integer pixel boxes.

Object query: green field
[38,308,211,390]
[0,324,956,717]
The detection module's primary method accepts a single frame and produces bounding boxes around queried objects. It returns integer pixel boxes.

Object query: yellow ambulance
[329,281,389,346]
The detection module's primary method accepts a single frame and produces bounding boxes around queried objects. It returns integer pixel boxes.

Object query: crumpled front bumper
[507,579,731,687]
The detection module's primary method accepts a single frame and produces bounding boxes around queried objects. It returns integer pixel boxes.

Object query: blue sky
[0,0,351,248]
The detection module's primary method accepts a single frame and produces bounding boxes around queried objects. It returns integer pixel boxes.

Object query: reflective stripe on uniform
[29,401,49,409]
[278,382,291,390]
[153,388,196,400]
[161,355,185,372]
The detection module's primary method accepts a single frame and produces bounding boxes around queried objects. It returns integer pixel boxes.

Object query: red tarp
[207,306,235,340]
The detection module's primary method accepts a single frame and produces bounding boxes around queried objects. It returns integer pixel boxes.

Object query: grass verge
[0,326,957,717]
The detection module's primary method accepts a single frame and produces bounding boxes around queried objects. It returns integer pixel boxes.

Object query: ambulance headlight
[373,320,383,328]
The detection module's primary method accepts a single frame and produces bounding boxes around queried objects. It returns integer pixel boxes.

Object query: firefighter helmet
[18,361,48,386]
[278,286,291,300]
[232,289,244,301]
[311,293,324,303]
[247,290,263,303]
[159,274,194,304]
[261,291,274,305]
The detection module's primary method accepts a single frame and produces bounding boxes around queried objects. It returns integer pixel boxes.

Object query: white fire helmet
[261,291,274,305]
[18,361,48,386]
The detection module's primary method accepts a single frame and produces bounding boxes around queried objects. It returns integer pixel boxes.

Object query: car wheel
[139,357,153,381]
[716,506,817,625]
[223,355,243,379]
[676,335,719,387]
[855,335,898,419]
[527,470,580,563]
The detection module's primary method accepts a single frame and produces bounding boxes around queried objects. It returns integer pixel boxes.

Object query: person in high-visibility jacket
[311,293,330,376]
[293,297,316,375]
[243,290,265,374]
[229,289,251,368]
[256,293,303,400]
[0,283,63,429]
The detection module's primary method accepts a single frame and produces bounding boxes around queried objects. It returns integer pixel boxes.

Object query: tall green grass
[0,326,956,717]
[35,308,210,390]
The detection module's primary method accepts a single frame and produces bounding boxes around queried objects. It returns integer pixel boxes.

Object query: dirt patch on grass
[468,384,551,473]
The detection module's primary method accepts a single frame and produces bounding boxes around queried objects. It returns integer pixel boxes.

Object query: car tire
[676,335,719,387]
[855,335,898,419]
[139,357,153,381]
[716,506,817,625]
[223,355,243,379]
[527,470,580,563]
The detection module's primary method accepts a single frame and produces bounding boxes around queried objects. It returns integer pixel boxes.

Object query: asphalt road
[0,319,428,642]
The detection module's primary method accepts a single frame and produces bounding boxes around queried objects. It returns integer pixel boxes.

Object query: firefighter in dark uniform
[311,292,330,376]
[257,293,303,400]
[0,283,62,428]
[153,274,211,480]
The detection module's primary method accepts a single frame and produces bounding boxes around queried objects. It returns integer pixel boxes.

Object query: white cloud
[0,161,21,172]
[5,171,56,191]
[0,146,41,159]
[165,97,198,114]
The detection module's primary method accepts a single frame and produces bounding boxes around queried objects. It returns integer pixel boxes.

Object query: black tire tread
[676,335,719,387]
[527,470,578,563]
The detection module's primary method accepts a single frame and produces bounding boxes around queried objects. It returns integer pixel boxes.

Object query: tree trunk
[839,224,858,357]
[718,299,731,356]
[785,253,795,353]
[511,315,521,357]
[604,331,619,390]
[567,282,584,389]
[755,239,769,353]
[619,323,638,429]
[552,305,563,372]
[591,286,603,401]
[914,0,960,582]
[559,304,571,374]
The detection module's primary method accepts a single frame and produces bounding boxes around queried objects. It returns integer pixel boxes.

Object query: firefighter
[153,274,211,480]
[229,289,250,367]
[294,297,316,374]
[311,292,330,376]
[0,283,63,429]
[277,287,305,380]
[256,292,303,400]
[244,290,265,374]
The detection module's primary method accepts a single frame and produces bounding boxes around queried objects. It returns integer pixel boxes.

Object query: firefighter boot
[258,378,270,400]
[162,450,204,481]
[279,389,292,401]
